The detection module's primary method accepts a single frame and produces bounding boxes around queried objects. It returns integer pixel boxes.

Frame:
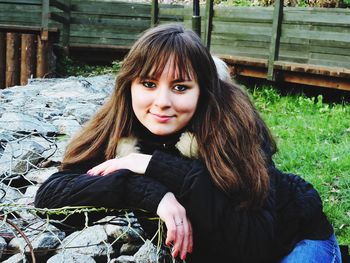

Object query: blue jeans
[279,234,342,263]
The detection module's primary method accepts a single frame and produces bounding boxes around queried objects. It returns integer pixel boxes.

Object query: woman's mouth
[150,113,174,123]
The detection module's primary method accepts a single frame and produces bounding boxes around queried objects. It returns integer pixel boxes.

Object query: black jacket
[35,130,333,263]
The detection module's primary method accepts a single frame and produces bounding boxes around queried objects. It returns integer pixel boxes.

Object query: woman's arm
[145,150,278,262]
[34,168,168,214]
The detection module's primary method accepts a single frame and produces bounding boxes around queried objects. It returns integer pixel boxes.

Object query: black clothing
[35,130,333,262]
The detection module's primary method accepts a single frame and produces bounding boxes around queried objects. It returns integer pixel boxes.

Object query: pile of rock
[0,75,170,263]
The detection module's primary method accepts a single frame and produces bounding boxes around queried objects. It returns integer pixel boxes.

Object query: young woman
[35,24,341,263]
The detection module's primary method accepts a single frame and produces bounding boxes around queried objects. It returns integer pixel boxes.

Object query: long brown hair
[62,24,276,208]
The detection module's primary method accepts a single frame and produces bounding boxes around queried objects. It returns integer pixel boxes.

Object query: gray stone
[52,118,82,137]
[8,221,65,256]
[120,243,142,256]
[104,216,144,243]
[17,186,40,220]
[25,167,58,184]
[0,236,7,260]
[134,240,158,263]
[58,225,113,258]
[113,255,136,263]
[0,112,57,135]
[2,253,26,263]
[0,139,46,175]
[0,183,22,203]
[47,252,96,263]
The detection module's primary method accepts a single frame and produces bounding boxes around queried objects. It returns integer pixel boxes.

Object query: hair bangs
[137,33,197,82]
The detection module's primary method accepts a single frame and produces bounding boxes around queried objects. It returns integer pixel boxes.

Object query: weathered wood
[5,33,20,88]
[50,0,70,12]
[219,55,268,67]
[267,0,283,81]
[274,61,350,78]
[61,0,71,55]
[151,0,158,26]
[20,34,36,85]
[36,34,48,78]
[0,32,5,89]
[0,24,58,34]
[204,0,213,49]
[280,71,350,91]
[0,0,42,4]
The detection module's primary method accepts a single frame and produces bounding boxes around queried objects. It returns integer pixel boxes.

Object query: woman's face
[131,61,200,136]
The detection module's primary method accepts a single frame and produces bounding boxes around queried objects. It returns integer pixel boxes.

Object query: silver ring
[175,220,183,226]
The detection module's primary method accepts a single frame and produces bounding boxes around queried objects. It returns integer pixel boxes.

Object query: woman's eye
[142,81,156,88]
[173,85,188,92]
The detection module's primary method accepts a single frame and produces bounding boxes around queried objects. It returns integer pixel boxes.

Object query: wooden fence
[0,0,349,91]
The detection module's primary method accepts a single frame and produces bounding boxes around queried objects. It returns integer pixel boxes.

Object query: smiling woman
[131,58,200,136]
[35,24,340,263]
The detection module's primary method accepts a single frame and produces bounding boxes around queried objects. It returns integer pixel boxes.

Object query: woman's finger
[172,217,185,259]
[187,217,193,253]
[180,218,190,260]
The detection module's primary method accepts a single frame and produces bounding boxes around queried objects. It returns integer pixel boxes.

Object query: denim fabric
[279,234,342,263]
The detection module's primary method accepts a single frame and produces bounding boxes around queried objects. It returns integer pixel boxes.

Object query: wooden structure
[0,0,349,91]
[0,0,71,88]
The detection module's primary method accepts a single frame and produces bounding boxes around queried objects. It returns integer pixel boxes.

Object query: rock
[134,240,158,263]
[8,220,65,256]
[103,215,144,243]
[0,183,22,204]
[0,112,57,135]
[52,118,82,137]
[58,225,114,258]
[113,255,136,263]
[0,236,7,260]
[25,167,58,184]
[16,185,40,220]
[0,139,46,175]
[120,243,142,255]
[47,252,96,263]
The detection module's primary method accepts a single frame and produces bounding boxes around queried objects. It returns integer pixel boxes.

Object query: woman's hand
[157,192,193,261]
[87,153,152,176]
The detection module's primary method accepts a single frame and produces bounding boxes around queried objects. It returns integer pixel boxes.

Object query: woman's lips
[150,113,174,123]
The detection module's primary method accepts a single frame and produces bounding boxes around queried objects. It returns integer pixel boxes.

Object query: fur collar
[116,131,199,158]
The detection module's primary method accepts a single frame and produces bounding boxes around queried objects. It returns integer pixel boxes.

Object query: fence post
[0,32,5,89]
[151,0,158,26]
[204,0,214,50]
[20,34,36,86]
[192,0,201,37]
[267,0,283,81]
[5,33,20,88]
[41,0,50,41]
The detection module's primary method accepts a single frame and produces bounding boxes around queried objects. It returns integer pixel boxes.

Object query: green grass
[251,86,350,245]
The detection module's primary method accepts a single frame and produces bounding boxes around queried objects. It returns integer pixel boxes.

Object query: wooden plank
[274,61,350,78]
[218,54,268,67]
[210,44,269,59]
[214,6,273,22]
[309,45,350,57]
[309,58,350,69]
[0,32,5,89]
[71,2,150,16]
[70,15,149,26]
[5,33,20,88]
[213,21,272,35]
[49,12,69,24]
[212,38,270,49]
[36,34,49,78]
[20,34,36,85]
[0,0,41,4]
[0,24,58,33]
[267,0,283,80]
[41,0,49,41]
[279,71,350,91]
[69,36,136,47]
[281,27,350,42]
[212,33,271,43]
[70,30,140,41]
[0,3,42,11]
[69,43,130,51]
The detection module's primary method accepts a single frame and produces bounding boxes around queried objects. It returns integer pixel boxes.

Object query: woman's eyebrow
[171,78,193,83]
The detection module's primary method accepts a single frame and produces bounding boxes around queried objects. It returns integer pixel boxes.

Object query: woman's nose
[154,87,171,108]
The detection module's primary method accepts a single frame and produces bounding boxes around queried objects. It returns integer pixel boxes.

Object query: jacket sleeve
[145,150,278,262]
[34,168,169,214]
